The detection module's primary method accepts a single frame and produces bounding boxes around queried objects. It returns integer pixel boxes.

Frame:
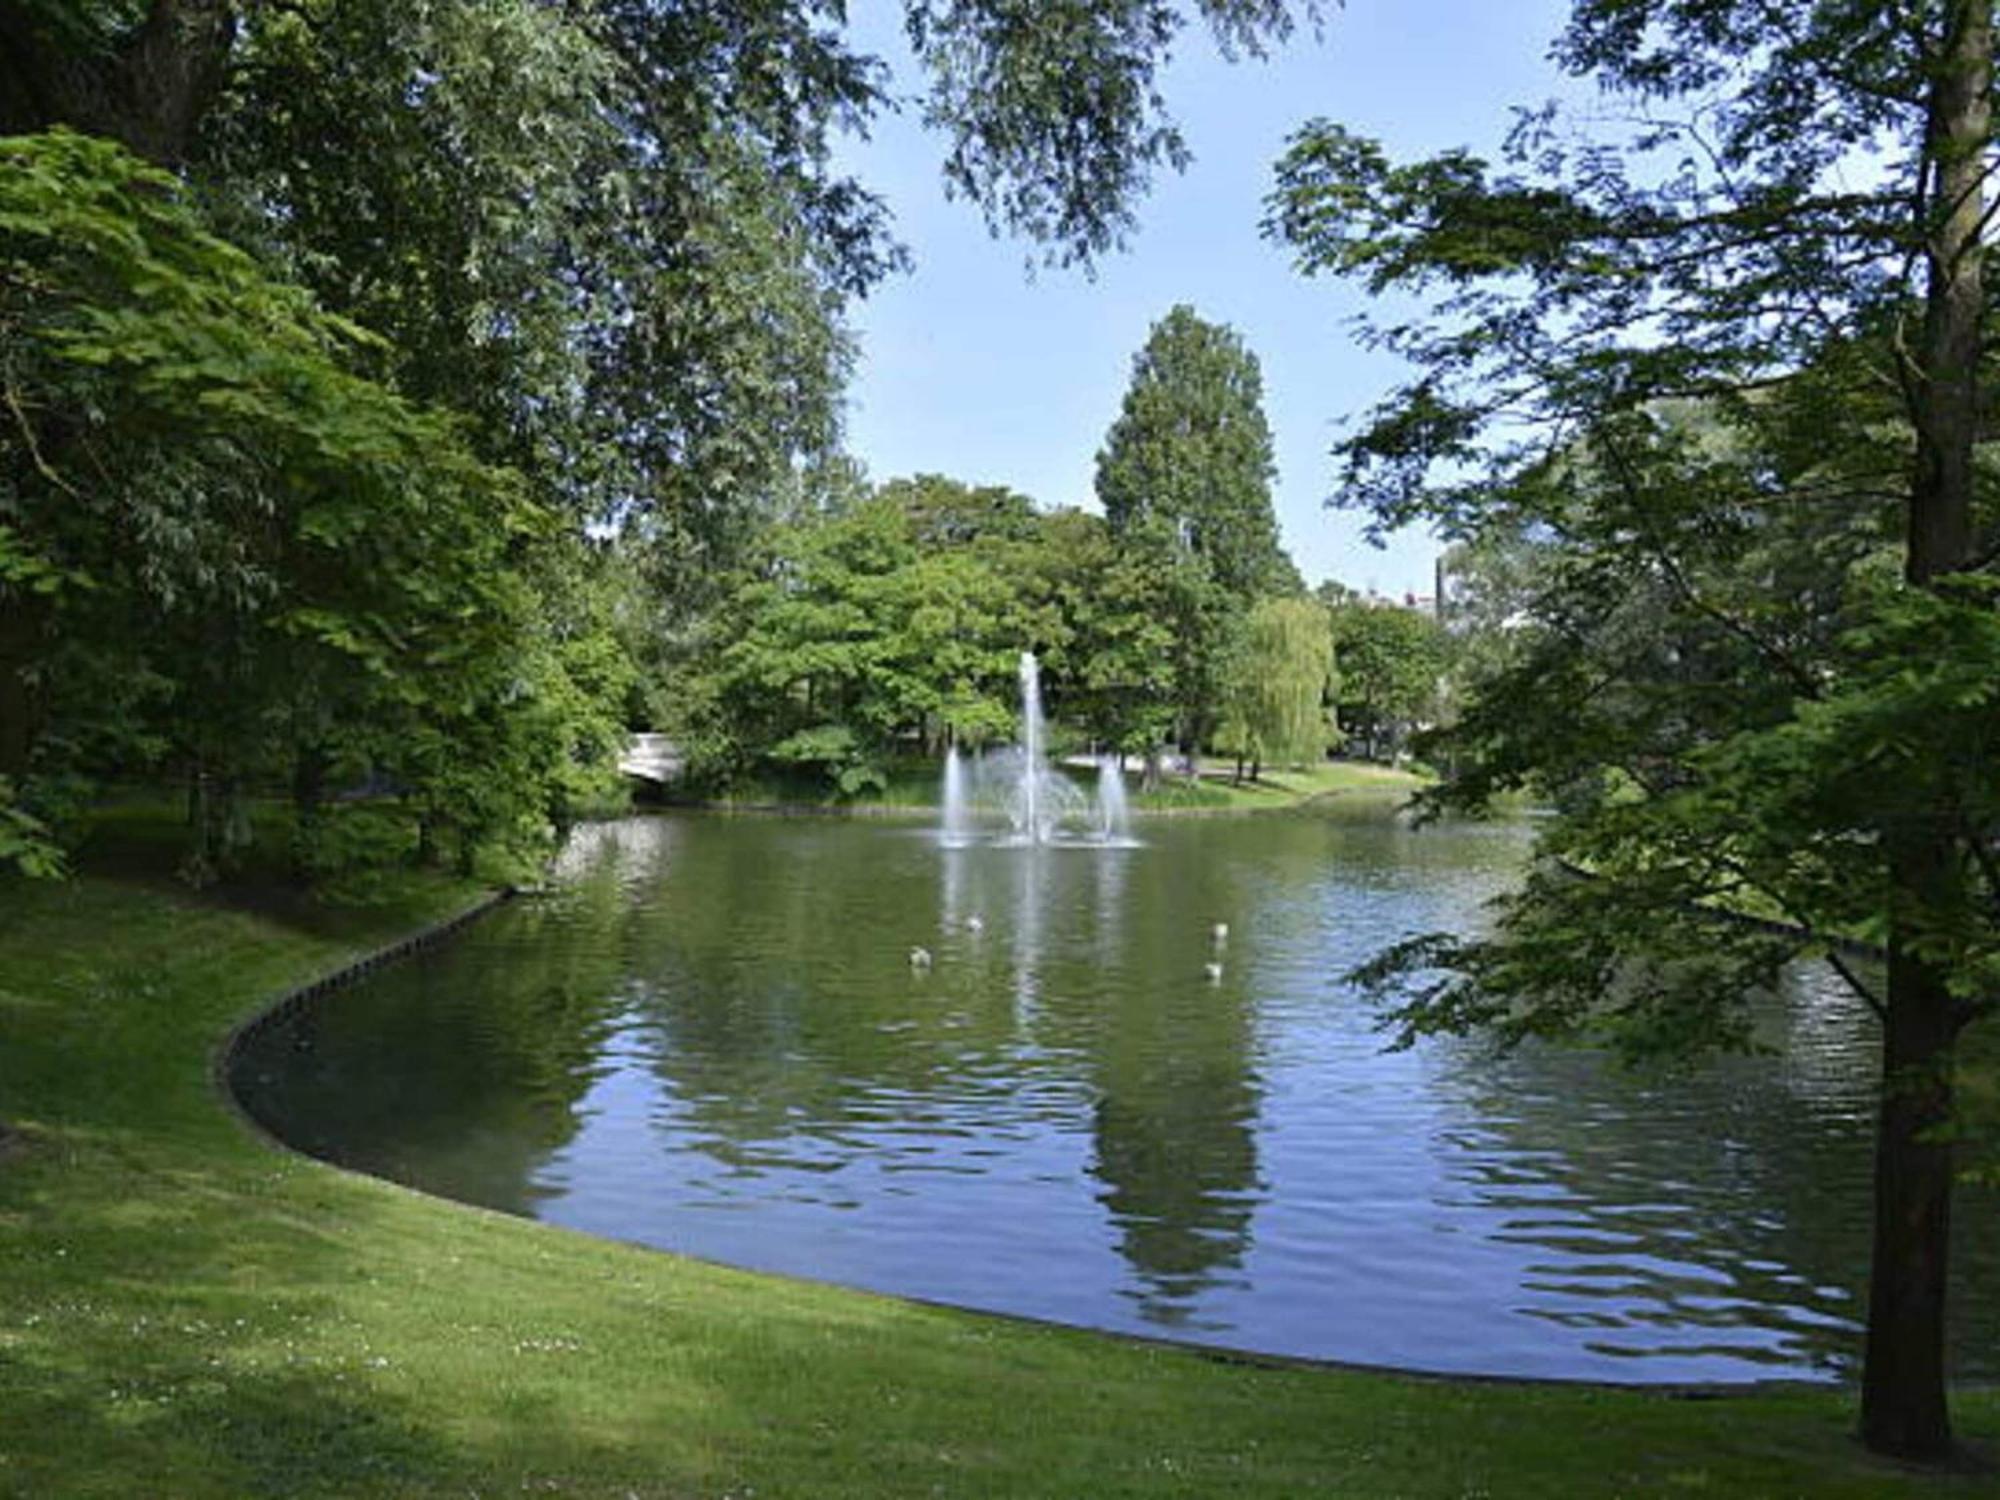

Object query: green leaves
[1215,595,1334,770]
[0,777,65,879]
[0,128,610,879]
[1095,305,1293,745]
[1322,591,1447,761]
[909,1,1310,267]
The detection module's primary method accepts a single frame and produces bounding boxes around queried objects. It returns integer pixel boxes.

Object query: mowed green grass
[692,756,1427,816]
[0,843,1993,1497]
[1132,759,1426,812]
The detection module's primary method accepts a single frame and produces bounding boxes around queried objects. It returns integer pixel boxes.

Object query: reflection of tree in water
[1090,1074,1260,1324]
[1084,831,1265,1326]
[618,816,1273,1327]
[628,820,1041,1160]
[1434,963,1998,1377]
[232,823,669,1215]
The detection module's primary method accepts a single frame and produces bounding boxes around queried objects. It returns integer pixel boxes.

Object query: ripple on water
[231,810,1996,1383]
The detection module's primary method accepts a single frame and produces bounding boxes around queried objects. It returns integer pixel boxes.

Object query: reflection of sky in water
[235,810,1995,1383]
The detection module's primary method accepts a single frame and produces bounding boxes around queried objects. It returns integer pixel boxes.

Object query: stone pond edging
[212,886,516,1137]
[198,873,1851,1401]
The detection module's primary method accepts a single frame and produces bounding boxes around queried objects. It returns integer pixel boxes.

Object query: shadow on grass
[0,1135,464,1497]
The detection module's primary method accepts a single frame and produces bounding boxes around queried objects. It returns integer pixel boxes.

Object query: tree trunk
[1861,894,1960,1459]
[0,599,39,783]
[1859,0,1993,1460]
[290,742,327,881]
[0,0,236,165]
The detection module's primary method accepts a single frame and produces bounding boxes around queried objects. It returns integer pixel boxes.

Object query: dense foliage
[1271,0,2000,1459]
[668,299,1338,801]
[1318,586,1447,763]
[1214,595,1334,778]
[0,0,1315,877]
[677,473,1215,794]
[0,131,624,879]
[1096,304,1298,752]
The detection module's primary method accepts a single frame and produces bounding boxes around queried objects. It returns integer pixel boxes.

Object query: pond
[231,806,1997,1383]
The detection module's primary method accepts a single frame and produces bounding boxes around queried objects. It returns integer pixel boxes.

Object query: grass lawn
[0,829,1994,1496]
[1130,759,1425,813]
[681,756,1426,817]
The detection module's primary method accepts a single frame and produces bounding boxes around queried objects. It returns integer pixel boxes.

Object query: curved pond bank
[3,843,1996,1496]
[231,806,1998,1386]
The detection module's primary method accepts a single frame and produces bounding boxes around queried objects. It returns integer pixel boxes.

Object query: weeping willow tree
[1214,595,1334,780]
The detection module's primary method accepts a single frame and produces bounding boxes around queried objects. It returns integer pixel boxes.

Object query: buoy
[1211,922,1229,946]
[909,946,933,969]
[966,915,985,934]
[1203,961,1224,982]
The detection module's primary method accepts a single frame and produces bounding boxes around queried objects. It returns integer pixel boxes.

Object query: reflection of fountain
[939,652,1139,848]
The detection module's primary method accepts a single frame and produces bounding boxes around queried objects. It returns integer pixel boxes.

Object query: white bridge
[618,733,683,785]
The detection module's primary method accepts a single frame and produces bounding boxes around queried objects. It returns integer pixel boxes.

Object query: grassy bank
[678,756,1425,817]
[1130,758,1423,812]
[1,838,1994,1496]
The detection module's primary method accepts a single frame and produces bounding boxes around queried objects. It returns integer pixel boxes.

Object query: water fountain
[938,652,1138,848]
[941,745,974,848]
[1095,751,1131,841]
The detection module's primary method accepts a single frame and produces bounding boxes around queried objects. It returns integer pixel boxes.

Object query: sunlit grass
[1134,759,1425,812]
[0,821,1993,1496]
[690,756,1426,816]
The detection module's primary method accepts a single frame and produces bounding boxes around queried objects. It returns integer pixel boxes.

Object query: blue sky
[834,0,1580,597]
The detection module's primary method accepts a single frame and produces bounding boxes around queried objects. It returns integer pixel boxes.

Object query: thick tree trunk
[1860,0,1992,1461]
[0,0,236,165]
[1861,901,1960,1459]
[289,741,327,880]
[0,600,39,783]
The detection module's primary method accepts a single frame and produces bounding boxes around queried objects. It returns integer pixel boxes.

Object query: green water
[233,806,1996,1382]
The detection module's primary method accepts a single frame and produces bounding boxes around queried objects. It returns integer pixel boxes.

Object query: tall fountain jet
[1017,651,1047,842]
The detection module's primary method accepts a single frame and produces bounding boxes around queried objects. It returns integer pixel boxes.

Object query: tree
[1215,595,1334,779]
[1032,508,1180,762]
[1095,305,1292,751]
[905,0,1317,265]
[2,2,1328,874]
[0,130,601,879]
[1269,0,1998,1459]
[1320,592,1448,763]
[0,1,1312,263]
[704,491,1033,790]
